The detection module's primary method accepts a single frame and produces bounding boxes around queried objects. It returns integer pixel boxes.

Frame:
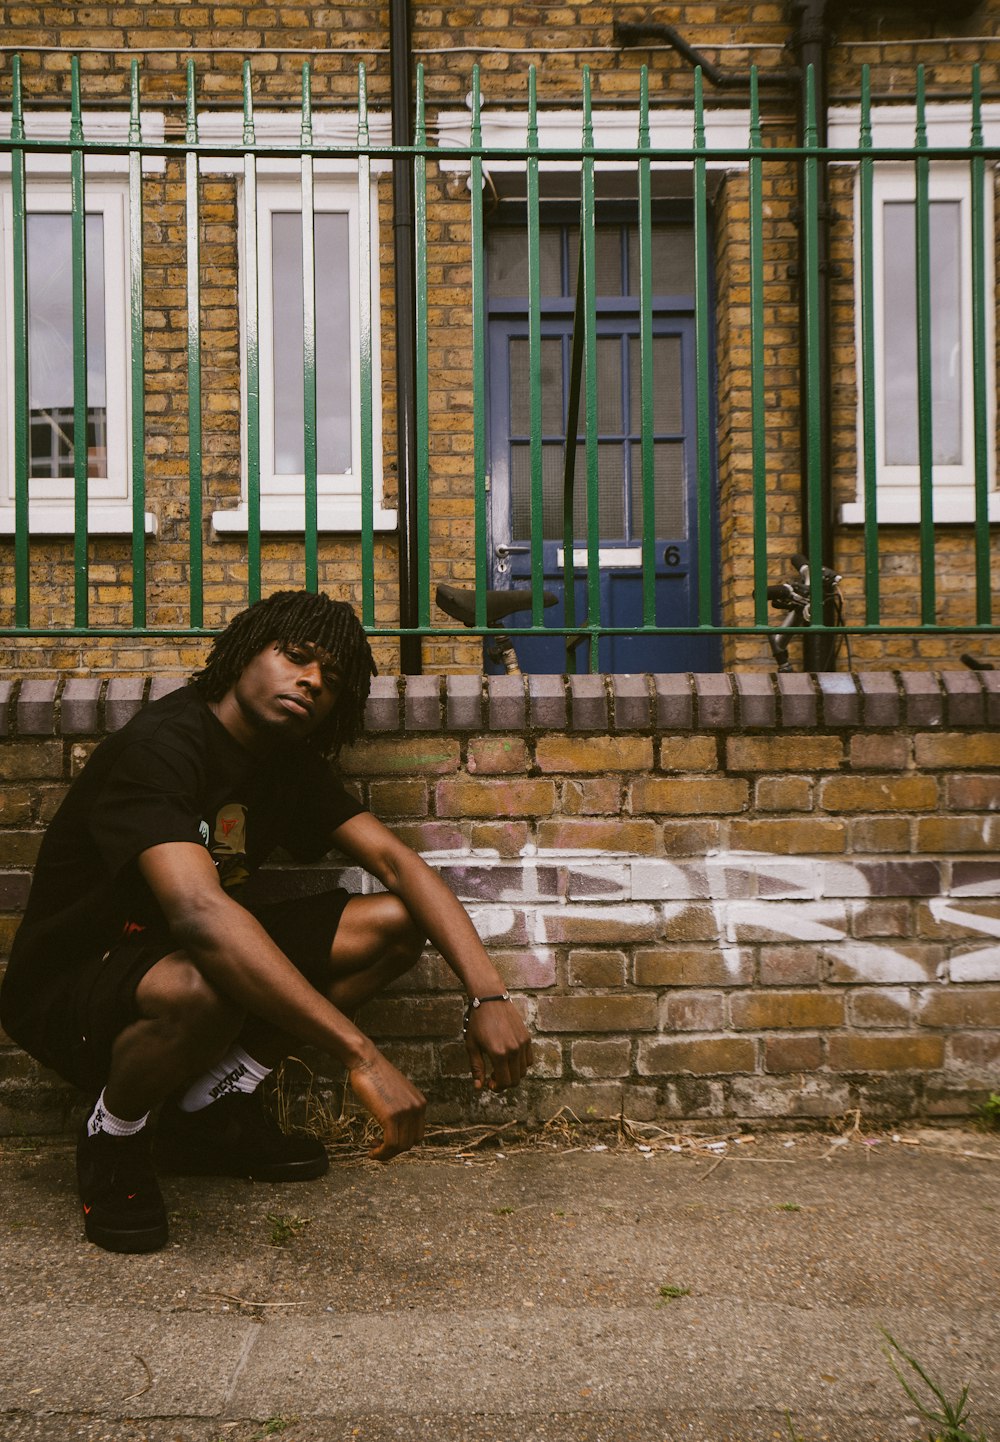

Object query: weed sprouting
[973,1092,1000,1131]
[657,1284,691,1304]
[266,1213,310,1247]
[785,1412,805,1442]
[882,1330,987,1442]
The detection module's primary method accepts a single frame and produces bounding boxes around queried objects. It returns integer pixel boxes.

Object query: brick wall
[2,667,998,1134]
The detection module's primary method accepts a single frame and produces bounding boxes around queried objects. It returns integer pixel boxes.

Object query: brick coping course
[1,670,998,738]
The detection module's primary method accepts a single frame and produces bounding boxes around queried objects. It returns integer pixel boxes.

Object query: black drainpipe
[789,0,838,671]
[390,0,422,673]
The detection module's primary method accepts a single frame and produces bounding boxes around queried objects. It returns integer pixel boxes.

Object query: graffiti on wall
[434,852,1000,985]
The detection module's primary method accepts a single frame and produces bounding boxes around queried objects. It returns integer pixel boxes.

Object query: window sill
[839,493,1000,526]
[211,500,398,535]
[0,506,158,537]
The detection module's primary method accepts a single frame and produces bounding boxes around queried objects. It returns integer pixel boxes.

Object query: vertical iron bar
[970,66,991,624]
[563,235,584,668]
[70,57,89,627]
[527,66,545,627]
[801,64,825,635]
[914,65,935,624]
[128,60,147,628]
[10,57,30,627]
[242,61,261,606]
[414,64,430,630]
[300,63,318,593]
[357,63,375,627]
[390,0,420,672]
[185,60,204,627]
[858,65,879,623]
[692,69,713,630]
[580,67,600,671]
[470,65,488,631]
[748,67,768,627]
[637,66,656,630]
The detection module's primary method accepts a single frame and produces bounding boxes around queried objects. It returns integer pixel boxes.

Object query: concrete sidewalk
[0,1121,998,1442]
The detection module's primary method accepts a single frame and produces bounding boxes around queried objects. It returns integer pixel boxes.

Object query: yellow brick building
[0,1,997,676]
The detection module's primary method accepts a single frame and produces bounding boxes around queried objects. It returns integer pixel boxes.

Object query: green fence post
[801,65,825,637]
[470,65,488,632]
[128,59,147,628]
[580,66,600,672]
[914,65,935,624]
[692,69,713,631]
[242,60,261,606]
[70,56,89,627]
[300,62,318,593]
[748,67,768,627]
[357,63,375,628]
[527,66,545,628]
[637,66,656,630]
[185,60,204,627]
[10,57,30,628]
[858,65,879,624]
[970,65,991,625]
[414,64,431,631]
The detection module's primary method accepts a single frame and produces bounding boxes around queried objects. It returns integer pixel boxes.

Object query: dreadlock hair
[192,590,377,756]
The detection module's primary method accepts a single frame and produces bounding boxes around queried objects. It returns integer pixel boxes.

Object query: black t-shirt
[1,684,364,1030]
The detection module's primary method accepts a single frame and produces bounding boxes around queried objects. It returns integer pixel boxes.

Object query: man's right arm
[138,840,425,1159]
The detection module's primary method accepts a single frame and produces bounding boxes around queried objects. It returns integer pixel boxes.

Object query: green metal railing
[2,55,998,662]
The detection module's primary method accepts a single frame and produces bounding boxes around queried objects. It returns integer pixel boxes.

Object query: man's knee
[330,893,425,988]
[137,955,244,1039]
[381,897,425,977]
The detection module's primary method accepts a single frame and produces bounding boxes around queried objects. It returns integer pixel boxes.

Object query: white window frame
[827,105,1000,525]
[0,115,161,535]
[840,162,998,525]
[200,114,395,534]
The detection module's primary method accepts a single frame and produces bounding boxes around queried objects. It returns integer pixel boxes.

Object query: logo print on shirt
[211,803,249,891]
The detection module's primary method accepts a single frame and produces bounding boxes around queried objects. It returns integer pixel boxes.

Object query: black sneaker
[155,1091,329,1182]
[76,1125,169,1254]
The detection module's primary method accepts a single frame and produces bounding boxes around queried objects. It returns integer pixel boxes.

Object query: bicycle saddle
[435,583,558,627]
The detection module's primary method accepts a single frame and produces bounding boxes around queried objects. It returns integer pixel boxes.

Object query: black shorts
[18,887,352,1096]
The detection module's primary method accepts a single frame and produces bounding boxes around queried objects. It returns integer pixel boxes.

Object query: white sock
[87,1089,149,1138]
[178,1046,272,1113]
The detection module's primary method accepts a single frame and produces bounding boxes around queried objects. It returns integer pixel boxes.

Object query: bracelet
[462,991,511,1036]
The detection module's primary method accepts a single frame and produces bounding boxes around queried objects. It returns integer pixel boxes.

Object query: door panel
[486,221,720,674]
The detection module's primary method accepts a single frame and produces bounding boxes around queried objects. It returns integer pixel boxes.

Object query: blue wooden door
[486,218,720,673]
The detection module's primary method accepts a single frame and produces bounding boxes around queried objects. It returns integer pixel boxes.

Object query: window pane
[511,440,623,540]
[628,334,683,432]
[630,439,686,539]
[272,211,351,474]
[509,336,563,435]
[567,226,624,298]
[26,213,107,478]
[592,337,623,433]
[627,225,696,296]
[487,229,562,298]
[883,200,962,467]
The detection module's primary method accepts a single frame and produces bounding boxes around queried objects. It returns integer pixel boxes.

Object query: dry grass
[263,1073,1000,1173]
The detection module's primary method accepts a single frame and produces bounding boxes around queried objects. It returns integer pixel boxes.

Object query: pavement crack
[224,1323,263,1407]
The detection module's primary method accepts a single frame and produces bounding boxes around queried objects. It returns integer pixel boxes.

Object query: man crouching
[0,590,532,1253]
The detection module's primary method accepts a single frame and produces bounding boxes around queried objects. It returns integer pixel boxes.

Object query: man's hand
[465,1001,533,1092]
[348,1052,427,1161]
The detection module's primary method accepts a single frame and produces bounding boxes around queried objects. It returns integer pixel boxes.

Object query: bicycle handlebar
[766,555,846,670]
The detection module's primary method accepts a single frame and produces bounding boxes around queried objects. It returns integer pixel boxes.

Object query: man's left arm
[330,811,533,1091]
